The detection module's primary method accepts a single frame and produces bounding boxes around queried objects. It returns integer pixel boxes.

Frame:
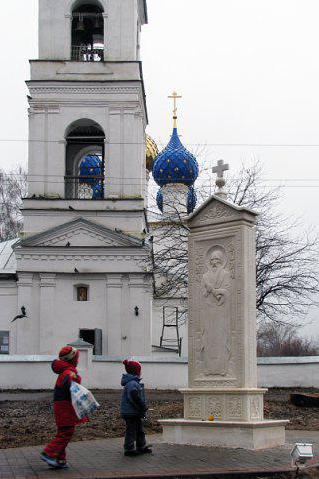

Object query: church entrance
[79,329,102,356]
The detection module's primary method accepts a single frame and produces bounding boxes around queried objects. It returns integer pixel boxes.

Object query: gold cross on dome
[168,91,182,128]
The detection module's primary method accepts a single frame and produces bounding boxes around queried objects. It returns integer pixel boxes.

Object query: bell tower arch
[39,0,147,61]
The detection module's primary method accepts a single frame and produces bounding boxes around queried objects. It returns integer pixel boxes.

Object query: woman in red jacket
[40,346,83,469]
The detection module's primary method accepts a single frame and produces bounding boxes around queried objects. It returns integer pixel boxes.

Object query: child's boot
[124,449,140,457]
[138,446,152,454]
[40,452,60,468]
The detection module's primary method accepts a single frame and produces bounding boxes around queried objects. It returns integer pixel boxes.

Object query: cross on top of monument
[213,159,229,178]
[212,159,229,199]
[168,91,182,128]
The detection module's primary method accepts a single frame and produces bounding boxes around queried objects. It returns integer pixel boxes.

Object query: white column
[107,108,122,198]
[127,274,152,356]
[28,109,46,197]
[39,273,57,354]
[64,14,72,60]
[105,274,123,356]
[103,12,109,59]
[121,274,131,356]
[15,274,34,354]
[123,108,140,198]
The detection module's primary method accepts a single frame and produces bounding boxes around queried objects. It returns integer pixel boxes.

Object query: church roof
[0,239,19,274]
[20,217,147,249]
[152,127,199,187]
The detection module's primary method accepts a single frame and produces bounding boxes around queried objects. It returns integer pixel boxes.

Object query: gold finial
[168,91,182,128]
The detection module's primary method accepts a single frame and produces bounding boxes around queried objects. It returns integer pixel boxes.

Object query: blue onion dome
[79,155,102,186]
[156,188,164,212]
[187,186,197,214]
[152,128,199,187]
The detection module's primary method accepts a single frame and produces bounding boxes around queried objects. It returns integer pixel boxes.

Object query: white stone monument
[160,161,288,450]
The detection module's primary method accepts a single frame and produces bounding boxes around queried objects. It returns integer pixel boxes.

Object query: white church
[0,0,197,359]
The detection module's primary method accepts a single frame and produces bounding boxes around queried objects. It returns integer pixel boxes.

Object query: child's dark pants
[123,416,146,451]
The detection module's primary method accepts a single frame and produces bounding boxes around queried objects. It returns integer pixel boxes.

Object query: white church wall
[22,203,146,238]
[30,62,143,82]
[4,272,152,357]
[16,250,149,275]
[13,274,41,355]
[1,354,319,390]
[0,282,18,354]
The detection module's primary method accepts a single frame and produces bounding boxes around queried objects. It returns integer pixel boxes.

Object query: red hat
[123,359,141,376]
[59,346,79,363]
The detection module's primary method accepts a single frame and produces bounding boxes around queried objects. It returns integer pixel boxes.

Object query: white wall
[0,353,188,390]
[3,273,152,358]
[0,282,17,340]
[258,356,319,388]
[1,353,319,390]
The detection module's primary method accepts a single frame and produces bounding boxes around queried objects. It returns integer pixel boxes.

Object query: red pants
[44,426,75,461]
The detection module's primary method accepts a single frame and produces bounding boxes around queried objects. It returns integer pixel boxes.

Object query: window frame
[0,331,9,355]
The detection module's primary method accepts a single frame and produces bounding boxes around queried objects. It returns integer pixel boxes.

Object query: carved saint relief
[200,245,232,377]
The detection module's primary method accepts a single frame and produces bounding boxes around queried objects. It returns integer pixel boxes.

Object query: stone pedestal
[160,419,287,450]
[182,388,266,422]
[160,195,288,450]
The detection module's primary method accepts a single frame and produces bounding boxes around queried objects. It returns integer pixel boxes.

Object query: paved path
[0,431,318,479]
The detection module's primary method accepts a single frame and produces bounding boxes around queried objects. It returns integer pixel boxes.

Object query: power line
[3,171,319,181]
[2,138,319,148]
[1,179,319,189]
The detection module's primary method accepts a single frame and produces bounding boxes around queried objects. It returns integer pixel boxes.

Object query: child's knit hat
[123,359,141,376]
[59,346,79,363]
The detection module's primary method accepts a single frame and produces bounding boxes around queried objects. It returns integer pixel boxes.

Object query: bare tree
[148,161,319,324]
[0,168,27,242]
[257,322,319,356]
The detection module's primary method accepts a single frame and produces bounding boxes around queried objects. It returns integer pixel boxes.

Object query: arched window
[71,2,104,61]
[65,119,105,200]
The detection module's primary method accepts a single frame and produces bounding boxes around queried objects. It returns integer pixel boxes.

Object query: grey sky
[0,0,319,335]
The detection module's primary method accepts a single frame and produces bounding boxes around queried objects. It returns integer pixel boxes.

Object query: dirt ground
[0,388,319,449]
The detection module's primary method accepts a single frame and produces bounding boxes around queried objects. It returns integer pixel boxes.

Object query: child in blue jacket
[120,359,152,456]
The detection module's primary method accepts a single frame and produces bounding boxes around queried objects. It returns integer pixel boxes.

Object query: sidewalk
[0,431,318,479]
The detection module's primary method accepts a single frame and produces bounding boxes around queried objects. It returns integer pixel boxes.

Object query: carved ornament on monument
[188,396,202,419]
[206,397,224,419]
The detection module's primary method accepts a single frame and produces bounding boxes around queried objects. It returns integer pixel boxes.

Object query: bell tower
[24,0,149,238]
[12,0,152,358]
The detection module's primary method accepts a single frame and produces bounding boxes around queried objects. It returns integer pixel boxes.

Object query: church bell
[77,14,85,32]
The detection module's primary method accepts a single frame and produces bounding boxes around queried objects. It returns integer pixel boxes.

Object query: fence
[0,350,319,390]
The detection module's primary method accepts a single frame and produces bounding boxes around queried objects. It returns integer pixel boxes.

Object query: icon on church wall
[77,286,88,302]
